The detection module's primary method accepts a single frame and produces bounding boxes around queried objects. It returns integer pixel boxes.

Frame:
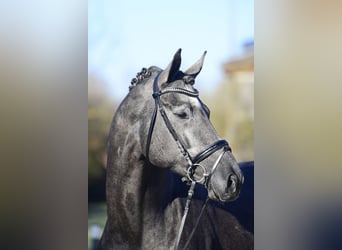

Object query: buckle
[186,164,208,183]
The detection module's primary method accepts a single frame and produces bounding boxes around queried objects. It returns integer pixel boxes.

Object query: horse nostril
[227,176,233,187]
[226,174,237,193]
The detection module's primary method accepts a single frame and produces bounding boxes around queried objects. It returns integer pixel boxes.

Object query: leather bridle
[145,71,231,249]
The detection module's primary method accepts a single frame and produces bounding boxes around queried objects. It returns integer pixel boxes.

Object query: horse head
[130,49,243,202]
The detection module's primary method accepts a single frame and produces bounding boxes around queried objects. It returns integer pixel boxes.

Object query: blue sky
[89,0,254,100]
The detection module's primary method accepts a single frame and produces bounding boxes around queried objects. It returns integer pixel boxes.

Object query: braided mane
[129,66,161,91]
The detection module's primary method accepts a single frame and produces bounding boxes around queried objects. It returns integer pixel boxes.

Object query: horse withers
[99,49,253,250]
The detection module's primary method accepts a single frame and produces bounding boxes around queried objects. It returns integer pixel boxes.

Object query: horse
[99,49,254,250]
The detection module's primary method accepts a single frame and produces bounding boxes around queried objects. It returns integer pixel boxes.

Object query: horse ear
[159,48,182,85]
[184,51,207,78]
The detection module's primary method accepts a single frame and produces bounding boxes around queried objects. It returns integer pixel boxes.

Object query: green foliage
[88,203,107,249]
[234,116,254,160]
[204,76,254,162]
[88,75,117,185]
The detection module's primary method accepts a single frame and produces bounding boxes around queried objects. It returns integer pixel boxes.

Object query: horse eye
[176,111,188,119]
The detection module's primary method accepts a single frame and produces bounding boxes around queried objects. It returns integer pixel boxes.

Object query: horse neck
[106,108,178,245]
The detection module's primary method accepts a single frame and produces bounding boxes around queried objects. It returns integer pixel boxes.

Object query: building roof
[223,41,254,74]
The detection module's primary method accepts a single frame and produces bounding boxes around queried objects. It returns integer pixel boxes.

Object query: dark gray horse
[99,49,253,250]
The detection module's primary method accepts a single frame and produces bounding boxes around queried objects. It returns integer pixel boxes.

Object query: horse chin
[207,181,240,202]
[208,190,240,202]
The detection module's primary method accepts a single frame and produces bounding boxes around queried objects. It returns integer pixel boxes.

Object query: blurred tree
[88,74,117,201]
[204,42,254,162]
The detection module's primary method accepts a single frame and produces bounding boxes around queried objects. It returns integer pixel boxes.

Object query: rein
[145,71,230,250]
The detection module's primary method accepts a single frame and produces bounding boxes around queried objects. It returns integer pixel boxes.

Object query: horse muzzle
[207,160,244,202]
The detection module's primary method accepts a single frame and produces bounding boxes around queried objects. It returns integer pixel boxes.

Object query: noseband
[145,71,231,249]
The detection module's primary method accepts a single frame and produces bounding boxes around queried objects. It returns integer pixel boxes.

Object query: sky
[88,0,254,100]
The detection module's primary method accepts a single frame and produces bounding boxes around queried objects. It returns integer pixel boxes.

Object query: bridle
[145,71,231,249]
